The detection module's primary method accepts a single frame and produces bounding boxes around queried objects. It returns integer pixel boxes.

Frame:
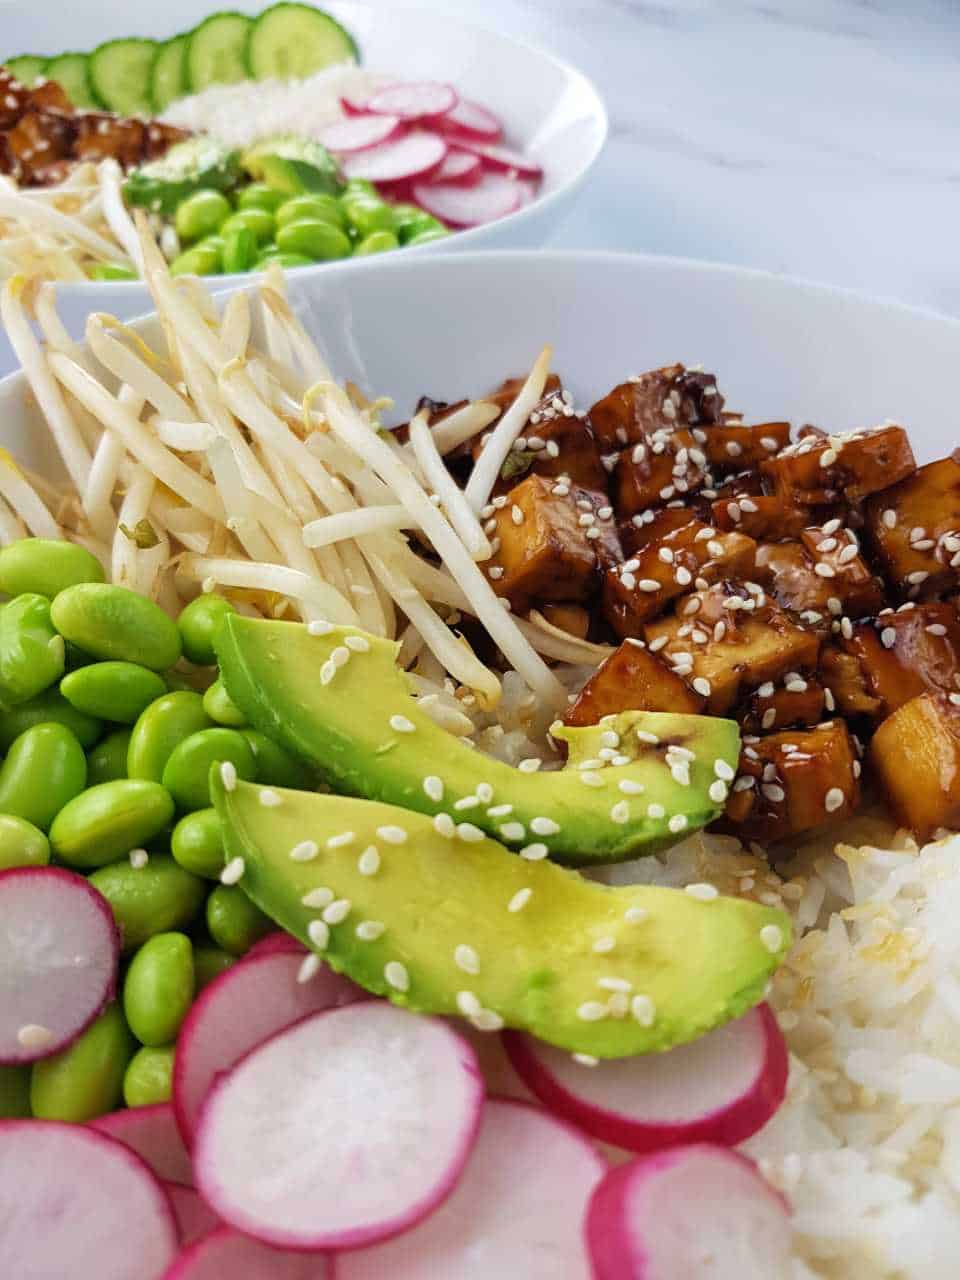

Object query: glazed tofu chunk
[757,528,883,625]
[519,406,609,492]
[588,365,724,449]
[863,456,960,598]
[603,521,756,635]
[712,496,810,541]
[842,602,960,720]
[762,425,915,507]
[619,508,700,558]
[699,421,790,472]
[642,583,821,714]
[724,720,860,841]
[819,645,882,719]
[870,693,960,839]
[74,114,147,167]
[736,677,828,734]
[483,475,614,610]
[611,431,706,517]
[563,639,705,727]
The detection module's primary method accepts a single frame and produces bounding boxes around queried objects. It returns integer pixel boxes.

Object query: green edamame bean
[342,194,396,237]
[0,593,65,705]
[162,727,256,811]
[170,243,222,277]
[276,193,346,230]
[0,688,102,750]
[174,189,231,242]
[202,679,246,727]
[406,227,451,248]
[0,813,49,870]
[30,1003,134,1122]
[0,538,104,599]
[194,943,235,989]
[171,807,224,879]
[242,729,311,790]
[275,218,352,261]
[88,855,206,951]
[206,884,273,956]
[178,593,236,667]
[60,661,167,724]
[0,723,86,830]
[87,262,139,282]
[0,1064,31,1117]
[51,583,182,672]
[123,932,195,1046]
[87,728,132,785]
[354,230,399,256]
[344,178,377,197]
[255,251,314,270]
[222,226,257,274]
[123,1045,175,1107]
[49,779,174,869]
[237,182,287,213]
[396,209,445,244]
[220,208,275,245]
[128,690,211,782]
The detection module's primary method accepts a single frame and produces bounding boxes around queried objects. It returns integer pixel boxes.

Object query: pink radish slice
[433,98,502,141]
[164,1227,326,1279]
[586,1144,792,1280]
[412,172,523,226]
[174,948,359,1145]
[0,1119,178,1279]
[503,1004,787,1154]
[425,148,483,187]
[340,92,371,116]
[333,1099,606,1279]
[366,81,457,121]
[91,1102,193,1186]
[194,1003,483,1251]
[341,131,447,183]
[444,135,543,178]
[244,930,306,959]
[165,1183,222,1247]
[0,866,119,1065]
[319,113,403,153]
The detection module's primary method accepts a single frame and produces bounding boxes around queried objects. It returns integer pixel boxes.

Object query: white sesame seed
[818,537,838,553]
[726,440,743,457]
[762,783,786,803]
[326,831,355,850]
[881,627,897,649]
[573,1053,599,1066]
[518,757,542,773]
[389,714,417,734]
[16,1024,54,1051]
[618,780,645,795]
[838,544,859,564]
[307,920,330,950]
[423,775,444,802]
[630,994,656,1026]
[825,787,846,812]
[511,504,524,526]
[454,796,479,812]
[129,848,149,870]
[297,954,322,984]
[331,646,351,669]
[820,448,838,467]
[357,846,381,877]
[733,776,756,792]
[219,761,237,791]
[814,563,836,578]
[638,579,661,593]
[685,882,719,901]
[624,907,649,925]
[670,763,691,786]
[301,888,334,910]
[487,804,514,818]
[950,693,960,706]
[320,661,337,685]
[907,570,929,586]
[499,822,526,841]
[220,856,245,885]
[474,783,494,804]
[356,920,386,941]
[520,843,549,862]
[785,679,808,693]
[709,779,728,804]
[580,771,605,788]
[760,924,784,954]
[290,839,320,862]
[385,961,409,992]
[610,800,630,824]
[648,636,668,653]
[593,936,616,954]
[472,1008,505,1032]
[647,802,666,820]
[454,944,480,975]
[668,813,688,833]
[258,789,282,807]
[376,825,408,846]
[456,990,483,1017]
[531,817,560,836]
[452,822,483,844]
[508,888,532,913]
[599,730,620,749]
[577,1001,608,1022]
[322,898,351,925]
[307,619,334,636]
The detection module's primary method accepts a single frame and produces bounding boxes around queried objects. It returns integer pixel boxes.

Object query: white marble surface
[425,0,960,316]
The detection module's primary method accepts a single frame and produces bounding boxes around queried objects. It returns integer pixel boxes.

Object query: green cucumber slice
[186,12,252,92]
[4,55,47,87]
[45,53,99,109]
[89,38,157,116]
[150,35,189,113]
[247,3,359,81]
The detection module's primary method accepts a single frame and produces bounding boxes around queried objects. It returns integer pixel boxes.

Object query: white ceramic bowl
[1,251,958,472]
[0,0,607,374]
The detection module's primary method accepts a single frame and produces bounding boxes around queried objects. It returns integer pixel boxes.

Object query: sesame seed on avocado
[211,771,791,1058]
[214,616,741,867]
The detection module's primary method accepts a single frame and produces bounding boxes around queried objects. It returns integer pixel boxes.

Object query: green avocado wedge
[216,616,740,866]
[212,773,790,1058]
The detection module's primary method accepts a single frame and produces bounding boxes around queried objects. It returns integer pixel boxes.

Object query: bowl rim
[21,2,609,293]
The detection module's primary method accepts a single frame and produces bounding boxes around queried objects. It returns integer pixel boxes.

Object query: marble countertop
[432,0,960,316]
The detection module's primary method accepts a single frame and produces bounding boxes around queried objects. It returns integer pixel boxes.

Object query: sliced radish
[0,1119,178,1279]
[165,1182,222,1247]
[319,114,403,154]
[245,930,306,960]
[194,1003,483,1251]
[164,1226,325,1279]
[503,1004,787,1154]
[444,135,543,179]
[425,148,483,187]
[433,98,503,142]
[91,1102,193,1186]
[335,1099,605,1279]
[0,866,119,1065]
[174,948,358,1144]
[340,92,371,116]
[367,81,458,121]
[341,132,447,183]
[412,172,523,226]
[586,1144,792,1279]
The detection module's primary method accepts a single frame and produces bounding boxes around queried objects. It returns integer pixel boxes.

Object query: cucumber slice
[151,35,189,112]
[89,38,157,116]
[45,53,99,109]
[186,13,252,92]
[4,55,47,87]
[247,3,359,81]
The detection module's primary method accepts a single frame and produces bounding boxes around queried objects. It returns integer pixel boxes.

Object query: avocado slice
[216,617,740,866]
[124,138,241,216]
[213,773,790,1058]
[240,134,342,195]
